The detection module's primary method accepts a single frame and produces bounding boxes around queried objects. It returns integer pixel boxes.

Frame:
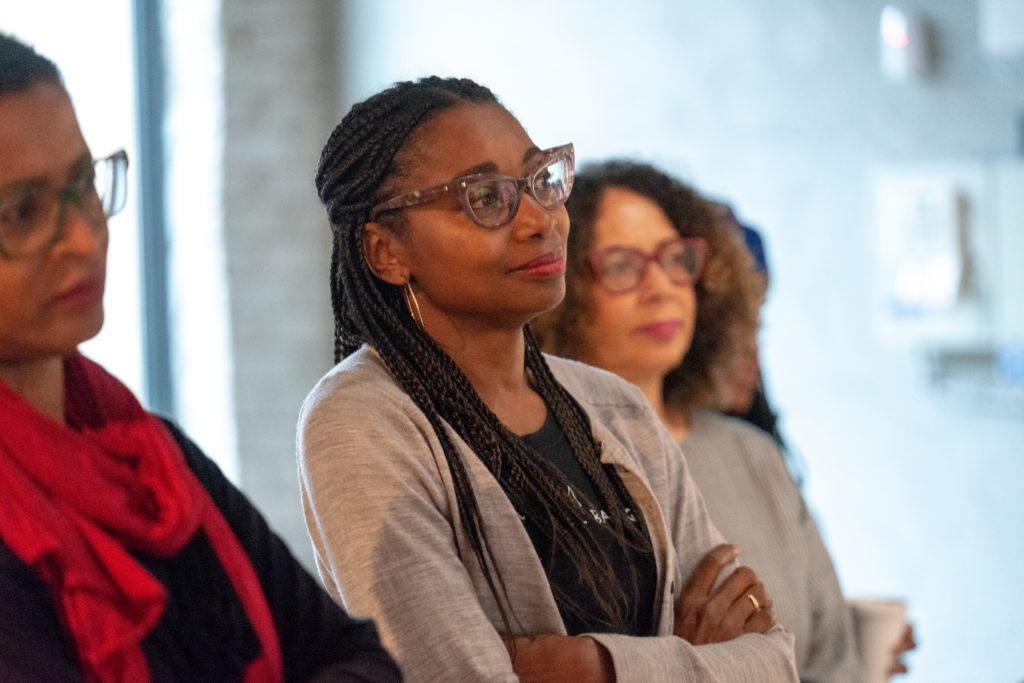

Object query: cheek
[554,206,570,239]
[0,268,32,314]
[406,220,495,273]
[0,269,39,349]
[582,291,636,350]
[677,288,698,345]
[589,291,630,330]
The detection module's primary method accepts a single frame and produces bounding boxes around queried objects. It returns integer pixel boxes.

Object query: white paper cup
[848,597,908,683]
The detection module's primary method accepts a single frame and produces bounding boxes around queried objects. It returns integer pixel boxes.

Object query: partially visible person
[534,160,917,681]
[703,207,799,479]
[300,76,798,682]
[711,205,917,677]
[0,33,401,682]
[709,309,807,482]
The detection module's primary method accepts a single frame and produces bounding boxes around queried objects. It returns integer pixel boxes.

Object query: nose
[54,201,108,257]
[511,190,557,240]
[637,258,679,298]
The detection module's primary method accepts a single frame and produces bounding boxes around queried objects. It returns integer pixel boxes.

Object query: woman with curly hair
[533,160,870,682]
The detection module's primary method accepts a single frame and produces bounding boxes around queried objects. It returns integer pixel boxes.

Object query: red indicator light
[883,21,910,48]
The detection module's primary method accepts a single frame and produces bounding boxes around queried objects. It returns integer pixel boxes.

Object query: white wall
[217,0,337,566]
[320,1,1022,680]
[162,0,1024,679]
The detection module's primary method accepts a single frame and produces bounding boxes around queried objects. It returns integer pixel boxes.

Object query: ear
[362,222,410,286]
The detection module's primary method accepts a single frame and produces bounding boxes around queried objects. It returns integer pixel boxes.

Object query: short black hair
[0,33,63,97]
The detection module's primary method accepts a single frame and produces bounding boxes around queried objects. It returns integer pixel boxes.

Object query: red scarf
[0,355,282,682]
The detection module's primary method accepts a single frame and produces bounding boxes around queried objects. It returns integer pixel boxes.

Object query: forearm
[590,627,798,683]
[508,635,613,683]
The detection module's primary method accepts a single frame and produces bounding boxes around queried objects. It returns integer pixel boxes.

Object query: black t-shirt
[518,411,657,636]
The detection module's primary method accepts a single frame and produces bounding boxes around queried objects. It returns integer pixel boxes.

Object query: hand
[887,622,916,677]
[505,634,613,683]
[673,543,776,645]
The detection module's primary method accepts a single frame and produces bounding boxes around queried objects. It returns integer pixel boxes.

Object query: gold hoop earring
[403,281,424,329]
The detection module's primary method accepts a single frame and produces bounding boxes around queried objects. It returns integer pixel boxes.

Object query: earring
[403,281,424,329]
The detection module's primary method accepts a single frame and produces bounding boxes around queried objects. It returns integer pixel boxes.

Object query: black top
[518,411,657,637]
[0,419,403,682]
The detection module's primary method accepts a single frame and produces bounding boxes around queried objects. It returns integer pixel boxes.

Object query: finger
[695,566,759,634]
[688,573,764,643]
[732,584,771,635]
[888,659,908,675]
[889,623,916,661]
[682,544,739,599]
[742,605,776,635]
[702,603,748,642]
[708,564,760,604]
[737,582,772,612]
[717,588,768,638]
[901,623,917,651]
[738,585,772,616]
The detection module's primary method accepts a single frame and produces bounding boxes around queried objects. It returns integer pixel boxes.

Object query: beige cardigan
[682,412,863,681]
[298,346,797,682]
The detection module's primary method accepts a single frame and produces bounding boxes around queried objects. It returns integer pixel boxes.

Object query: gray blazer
[297,346,797,682]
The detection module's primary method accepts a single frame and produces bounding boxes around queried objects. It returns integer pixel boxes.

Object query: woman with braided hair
[298,76,798,682]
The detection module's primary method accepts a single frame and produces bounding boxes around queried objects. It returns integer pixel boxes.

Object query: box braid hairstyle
[314,76,654,636]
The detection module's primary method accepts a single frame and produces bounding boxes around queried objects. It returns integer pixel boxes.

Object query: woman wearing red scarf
[0,33,402,683]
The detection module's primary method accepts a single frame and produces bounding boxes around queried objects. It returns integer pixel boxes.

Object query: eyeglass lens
[0,151,127,258]
[462,150,572,228]
[96,151,128,217]
[594,239,703,293]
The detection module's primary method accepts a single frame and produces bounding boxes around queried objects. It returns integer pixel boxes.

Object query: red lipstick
[56,276,105,309]
[514,251,565,277]
[637,320,682,340]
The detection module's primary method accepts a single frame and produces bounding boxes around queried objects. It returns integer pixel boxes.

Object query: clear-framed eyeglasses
[0,149,128,259]
[369,143,574,229]
[589,236,707,294]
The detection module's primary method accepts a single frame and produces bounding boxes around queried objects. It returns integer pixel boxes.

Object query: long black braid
[314,76,654,635]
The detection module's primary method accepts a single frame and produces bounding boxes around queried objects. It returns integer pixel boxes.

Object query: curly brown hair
[531,160,766,413]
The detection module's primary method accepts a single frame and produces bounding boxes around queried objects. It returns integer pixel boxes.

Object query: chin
[641,334,687,358]
[65,310,105,352]
[84,306,105,337]
[520,288,564,319]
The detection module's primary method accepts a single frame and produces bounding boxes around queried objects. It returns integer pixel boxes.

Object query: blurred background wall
[6,1,1023,680]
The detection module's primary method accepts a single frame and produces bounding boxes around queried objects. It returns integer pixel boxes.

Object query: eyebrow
[0,151,94,195]
[452,145,543,179]
[65,152,95,182]
[522,145,542,163]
